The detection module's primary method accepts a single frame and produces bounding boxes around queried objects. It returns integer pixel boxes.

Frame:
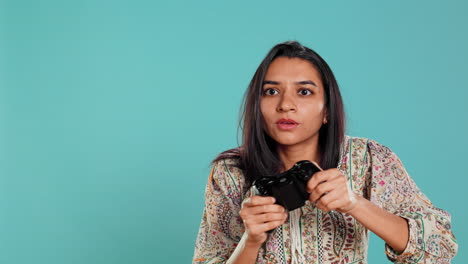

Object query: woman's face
[260,56,327,147]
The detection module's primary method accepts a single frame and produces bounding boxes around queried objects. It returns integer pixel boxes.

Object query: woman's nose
[276,94,296,112]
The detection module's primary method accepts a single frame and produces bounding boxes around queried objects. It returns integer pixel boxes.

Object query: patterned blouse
[193,136,458,263]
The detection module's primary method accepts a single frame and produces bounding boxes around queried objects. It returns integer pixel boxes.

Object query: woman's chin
[272,134,318,147]
[274,138,303,147]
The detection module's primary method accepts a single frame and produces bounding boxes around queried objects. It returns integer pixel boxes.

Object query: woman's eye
[299,89,312,96]
[263,88,278,95]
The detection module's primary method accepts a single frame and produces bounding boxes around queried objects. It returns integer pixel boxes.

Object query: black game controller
[252,160,321,211]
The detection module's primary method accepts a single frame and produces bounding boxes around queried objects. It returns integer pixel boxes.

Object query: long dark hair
[212,40,346,186]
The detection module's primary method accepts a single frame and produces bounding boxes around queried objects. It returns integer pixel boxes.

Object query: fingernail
[271,197,276,203]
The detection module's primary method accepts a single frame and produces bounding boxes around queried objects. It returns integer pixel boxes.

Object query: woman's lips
[276,118,299,130]
[276,123,298,130]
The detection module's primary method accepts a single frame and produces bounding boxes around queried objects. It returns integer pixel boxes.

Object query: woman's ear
[322,109,328,124]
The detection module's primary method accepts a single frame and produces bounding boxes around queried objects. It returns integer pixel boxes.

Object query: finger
[316,189,341,209]
[316,193,340,213]
[306,170,336,193]
[243,213,288,230]
[309,172,344,201]
[316,187,351,213]
[242,204,286,216]
[242,195,275,208]
[327,170,344,181]
[307,168,345,192]
[239,204,285,220]
[309,180,336,203]
[323,186,358,213]
[255,219,288,234]
[318,198,348,213]
[247,212,288,224]
[310,173,348,202]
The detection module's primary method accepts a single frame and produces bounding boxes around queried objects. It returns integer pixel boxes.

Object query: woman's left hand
[306,168,359,214]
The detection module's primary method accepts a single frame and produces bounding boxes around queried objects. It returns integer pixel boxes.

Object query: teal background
[1,0,467,263]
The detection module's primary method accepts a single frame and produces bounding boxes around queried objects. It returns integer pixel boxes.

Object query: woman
[192,41,458,263]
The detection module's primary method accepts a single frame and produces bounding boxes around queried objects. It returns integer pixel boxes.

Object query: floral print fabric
[193,136,458,263]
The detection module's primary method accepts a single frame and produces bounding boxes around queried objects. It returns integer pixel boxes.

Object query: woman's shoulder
[210,147,244,177]
[345,135,394,153]
[344,135,401,168]
[207,149,246,195]
[212,156,242,171]
[211,147,241,164]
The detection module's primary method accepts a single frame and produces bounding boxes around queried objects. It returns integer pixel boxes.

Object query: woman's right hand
[239,196,288,245]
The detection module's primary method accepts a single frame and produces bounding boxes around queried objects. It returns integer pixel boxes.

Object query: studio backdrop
[1,0,467,263]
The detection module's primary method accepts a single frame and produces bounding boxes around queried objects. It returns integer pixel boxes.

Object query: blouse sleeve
[366,139,458,263]
[192,159,245,264]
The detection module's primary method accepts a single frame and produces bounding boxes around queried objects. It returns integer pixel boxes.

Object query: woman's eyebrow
[262,80,318,87]
[296,80,318,87]
[262,80,279,86]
